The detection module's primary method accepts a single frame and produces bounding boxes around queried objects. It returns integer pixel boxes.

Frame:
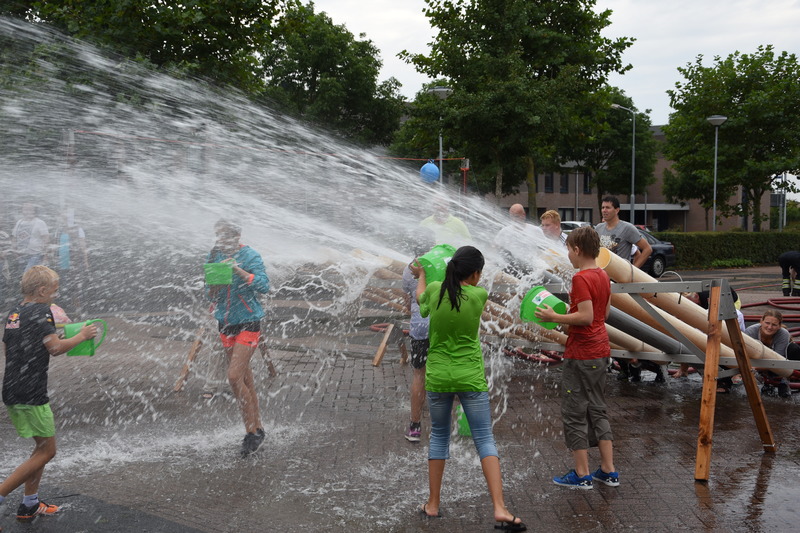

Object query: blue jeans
[427,390,498,460]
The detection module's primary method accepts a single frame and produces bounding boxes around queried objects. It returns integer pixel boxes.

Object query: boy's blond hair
[540,210,561,224]
[565,226,601,258]
[21,265,59,296]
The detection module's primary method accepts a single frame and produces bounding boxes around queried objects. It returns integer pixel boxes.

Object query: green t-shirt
[419,281,488,392]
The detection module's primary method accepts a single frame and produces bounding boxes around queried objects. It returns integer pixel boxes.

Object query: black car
[636,229,676,278]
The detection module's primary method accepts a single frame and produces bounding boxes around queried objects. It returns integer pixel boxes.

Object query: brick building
[488,125,770,232]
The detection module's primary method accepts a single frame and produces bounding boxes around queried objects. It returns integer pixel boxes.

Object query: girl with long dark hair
[411,245,525,532]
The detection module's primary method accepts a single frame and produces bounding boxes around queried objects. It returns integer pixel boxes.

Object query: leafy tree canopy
[398,0,633,206]
[664,45,800,231]
[4,0,404,145]
[562,85,657,211]
[261,1,404,145]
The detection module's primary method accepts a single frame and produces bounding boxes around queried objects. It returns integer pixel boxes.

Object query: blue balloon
[420,161,440,183]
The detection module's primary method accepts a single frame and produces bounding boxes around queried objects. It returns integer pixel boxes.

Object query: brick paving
[1,265,799,532]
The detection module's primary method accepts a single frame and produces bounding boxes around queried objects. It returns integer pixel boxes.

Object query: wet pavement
[1,266,800,532]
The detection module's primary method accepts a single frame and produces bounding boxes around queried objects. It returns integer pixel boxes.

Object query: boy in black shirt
[0,266,96,521]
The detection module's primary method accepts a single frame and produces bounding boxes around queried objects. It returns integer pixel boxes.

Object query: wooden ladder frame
[694,280,777,481]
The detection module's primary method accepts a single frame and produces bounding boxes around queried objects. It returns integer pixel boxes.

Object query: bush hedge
[652,231,800,269]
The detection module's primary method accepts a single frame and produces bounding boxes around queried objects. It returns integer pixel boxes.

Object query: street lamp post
[707,115,727,231]
[611,104,636,224]
[427,86,453,182]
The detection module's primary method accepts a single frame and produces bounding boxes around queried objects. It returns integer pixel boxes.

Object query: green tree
[261,1,405,145]
[561,86,657,216]
[664,46,800,231]
[22,0,280,92]
[400,0,632,210]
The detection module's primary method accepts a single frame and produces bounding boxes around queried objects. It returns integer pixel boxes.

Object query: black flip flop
[419,503,441,518]
[495,515,527,532]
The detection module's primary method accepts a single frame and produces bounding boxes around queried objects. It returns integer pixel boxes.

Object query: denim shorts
[427,390,498,460]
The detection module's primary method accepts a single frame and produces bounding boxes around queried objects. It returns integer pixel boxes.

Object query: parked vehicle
[636,229,676,278]
[560,220,592,233]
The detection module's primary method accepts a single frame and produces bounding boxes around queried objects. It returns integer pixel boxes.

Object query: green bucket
[520,286,567,330]
[204,262,233,285]
[63,319,107,356]
[417,244,456,283]
[456,404,471,437]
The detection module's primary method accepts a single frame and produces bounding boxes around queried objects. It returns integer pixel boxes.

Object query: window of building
[559,208,574,221]
[544,172,554,193]
[578,208,593,224]
[560,173,569,194]
[583,171,592,194]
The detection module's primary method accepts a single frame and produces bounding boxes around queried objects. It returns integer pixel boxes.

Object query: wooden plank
[372,323,394,366]
[258,340,278,377]
[695,286,722,481]
[173,327,205,392]
[724,318,777,452]
[398,338,409,364]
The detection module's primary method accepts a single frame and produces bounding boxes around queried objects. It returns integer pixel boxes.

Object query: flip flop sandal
[495,515,527,531]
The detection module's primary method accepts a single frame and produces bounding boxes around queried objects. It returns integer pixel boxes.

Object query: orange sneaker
[16,501,59,522]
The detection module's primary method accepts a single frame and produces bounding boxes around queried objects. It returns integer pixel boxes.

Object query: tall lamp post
[707,115,727,231]
[427,86,453,181]
[611,103,636,224]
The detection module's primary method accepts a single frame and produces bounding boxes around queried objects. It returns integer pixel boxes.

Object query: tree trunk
[494,167,504,203]
[525,157,538,218]
[741,188,750,231]
[751,189,764,232]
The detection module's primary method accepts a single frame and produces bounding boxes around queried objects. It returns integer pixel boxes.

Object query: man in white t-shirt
[494,204,545,276]
[12,203,49,273]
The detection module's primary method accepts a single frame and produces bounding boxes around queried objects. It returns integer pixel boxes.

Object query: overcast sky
[312,0,800,126]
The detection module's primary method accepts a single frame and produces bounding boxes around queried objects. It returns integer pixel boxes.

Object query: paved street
[1,265,799,532]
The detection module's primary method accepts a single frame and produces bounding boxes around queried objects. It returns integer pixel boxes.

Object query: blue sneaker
[592,467,620,487]
[552,469,593,489]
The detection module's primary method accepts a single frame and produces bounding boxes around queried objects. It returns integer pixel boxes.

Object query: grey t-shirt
[744,323,790,357]
[595,220,641,261]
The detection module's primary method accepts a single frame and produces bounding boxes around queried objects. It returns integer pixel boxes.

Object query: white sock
[22,493,39,507]
[0,494,5,504]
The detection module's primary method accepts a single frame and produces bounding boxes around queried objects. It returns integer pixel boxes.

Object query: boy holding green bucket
[1,265,97,521]
[534,226,619,490]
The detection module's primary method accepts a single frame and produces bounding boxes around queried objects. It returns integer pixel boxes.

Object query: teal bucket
[63,319,107,356]
[204,262,233,285]
[417,244,456,283]
[520,286,567,330]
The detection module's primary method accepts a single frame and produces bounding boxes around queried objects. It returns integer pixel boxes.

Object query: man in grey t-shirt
[595,195,651,269]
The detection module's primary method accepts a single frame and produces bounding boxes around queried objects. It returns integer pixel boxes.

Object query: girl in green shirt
[412,246,525,532]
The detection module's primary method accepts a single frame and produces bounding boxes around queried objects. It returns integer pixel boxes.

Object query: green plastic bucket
[417,244,456,283]
[63,319,107,356]
[456,404,471,437]
[204,262,233,285]
[520,286,567,330]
